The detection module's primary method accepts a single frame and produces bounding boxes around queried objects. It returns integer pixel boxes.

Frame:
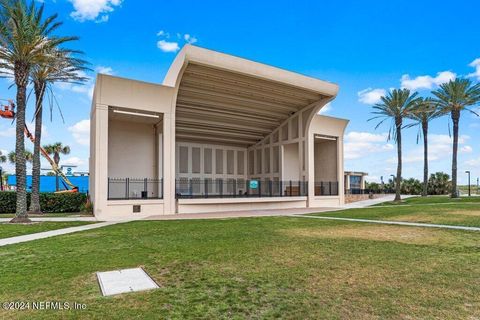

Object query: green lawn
[306,196,480,227]
[0,221,95,239]
[375,195,480,206]
[0,210,479,319]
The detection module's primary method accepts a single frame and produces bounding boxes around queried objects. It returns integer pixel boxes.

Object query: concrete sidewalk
[341,195,415,209]
[292,214,480,232]
[145,207,337,220]
[0,220,130,247]
[0,217,98,223]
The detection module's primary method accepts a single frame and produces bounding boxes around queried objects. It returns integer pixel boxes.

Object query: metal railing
[175,178,308,199]
[314,181,339,196]
[108,178,163,200]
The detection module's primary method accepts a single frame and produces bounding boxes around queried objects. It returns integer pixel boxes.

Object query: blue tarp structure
[7,175,89,193]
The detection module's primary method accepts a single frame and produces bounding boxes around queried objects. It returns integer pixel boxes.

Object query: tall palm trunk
[11,62,31,223]
[29,81,45,214]
[394,117,402,202]
[451,110,460,198]
[422,121,428,197]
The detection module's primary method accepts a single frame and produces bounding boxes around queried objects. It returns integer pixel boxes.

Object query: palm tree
[8,150,33,164]
[432,79,480,198]
[43,142,70,191]
[0,0,77,223]
[0,150,6,163]
[406,98,444,197]
[428,172,451,195]
[29,50,89,213]
[370,89,420,202]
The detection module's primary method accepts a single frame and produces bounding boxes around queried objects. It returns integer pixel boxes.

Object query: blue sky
[1,0,479,184]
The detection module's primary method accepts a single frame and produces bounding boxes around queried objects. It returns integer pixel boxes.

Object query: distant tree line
[366,172,451,195]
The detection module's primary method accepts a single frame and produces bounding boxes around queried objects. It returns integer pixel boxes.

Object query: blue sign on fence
[249,180,258,189]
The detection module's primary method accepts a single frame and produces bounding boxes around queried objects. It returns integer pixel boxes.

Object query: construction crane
[0,99,78,193]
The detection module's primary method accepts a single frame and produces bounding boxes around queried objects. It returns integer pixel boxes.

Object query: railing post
[126,178,130,200]
[259,180,262,197]
[281,181,284,197]
[269,180,273,197]
[107,177,110,200]
[161,178,164,199]
[233,179,237,198]
[289,180,292,196]
[246,180,250,197]
[189,179,193,198]
[219,179,223,198]
[204,179,208,198]
[144,178,148,199]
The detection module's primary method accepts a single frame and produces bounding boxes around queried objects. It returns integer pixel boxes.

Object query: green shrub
[0,192,17,213]
[0,192,87,214]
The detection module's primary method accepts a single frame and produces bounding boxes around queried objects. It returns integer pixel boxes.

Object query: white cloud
[62,157,85,167]
[156,31,198,53]
[466,157,480,167]
[400,71,456,91]
[344,131,394,160]
[68,119,90,146]
[317,102,332,115]
[69,0,122,23]
[184,34,197,44]
[0,126,15,137]
[96,66,114,75]
[397,134,470,164]
[157,40,180,53]
[461,145,473,153]
[468,58,480,80]
[358,88,386,105]
[56,66,114,99]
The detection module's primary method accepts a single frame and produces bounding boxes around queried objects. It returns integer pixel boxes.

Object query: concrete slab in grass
[97,268,159,296]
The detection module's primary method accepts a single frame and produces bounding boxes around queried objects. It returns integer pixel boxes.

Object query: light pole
[0,166,3,191]
[465,171,471,197]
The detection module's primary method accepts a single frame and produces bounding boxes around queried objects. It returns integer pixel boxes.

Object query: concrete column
[93,104,109,216]
[337,137,345,205]
[361,175,366,190]
[307,133,315,207]
[162,112,175,214]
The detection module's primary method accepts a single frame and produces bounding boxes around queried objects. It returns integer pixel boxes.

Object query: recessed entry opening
[314,134,339,196]
[107,107,164,200]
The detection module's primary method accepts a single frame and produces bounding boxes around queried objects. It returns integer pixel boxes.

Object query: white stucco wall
[283,143,300,181]
[314,139,338,182]
[108,119,158,179]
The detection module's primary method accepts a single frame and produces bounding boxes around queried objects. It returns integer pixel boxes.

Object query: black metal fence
[108,178,163,200]
[175,178,308,199]
[314,181,339,196]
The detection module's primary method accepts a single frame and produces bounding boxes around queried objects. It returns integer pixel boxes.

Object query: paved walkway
[145,207,337,220]
[342,195,415,209]
[0,217,98,223]
[292,215,480,232]
[0,220,130,247]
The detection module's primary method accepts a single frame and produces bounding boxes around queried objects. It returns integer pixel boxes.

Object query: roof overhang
[164,45,339,146]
